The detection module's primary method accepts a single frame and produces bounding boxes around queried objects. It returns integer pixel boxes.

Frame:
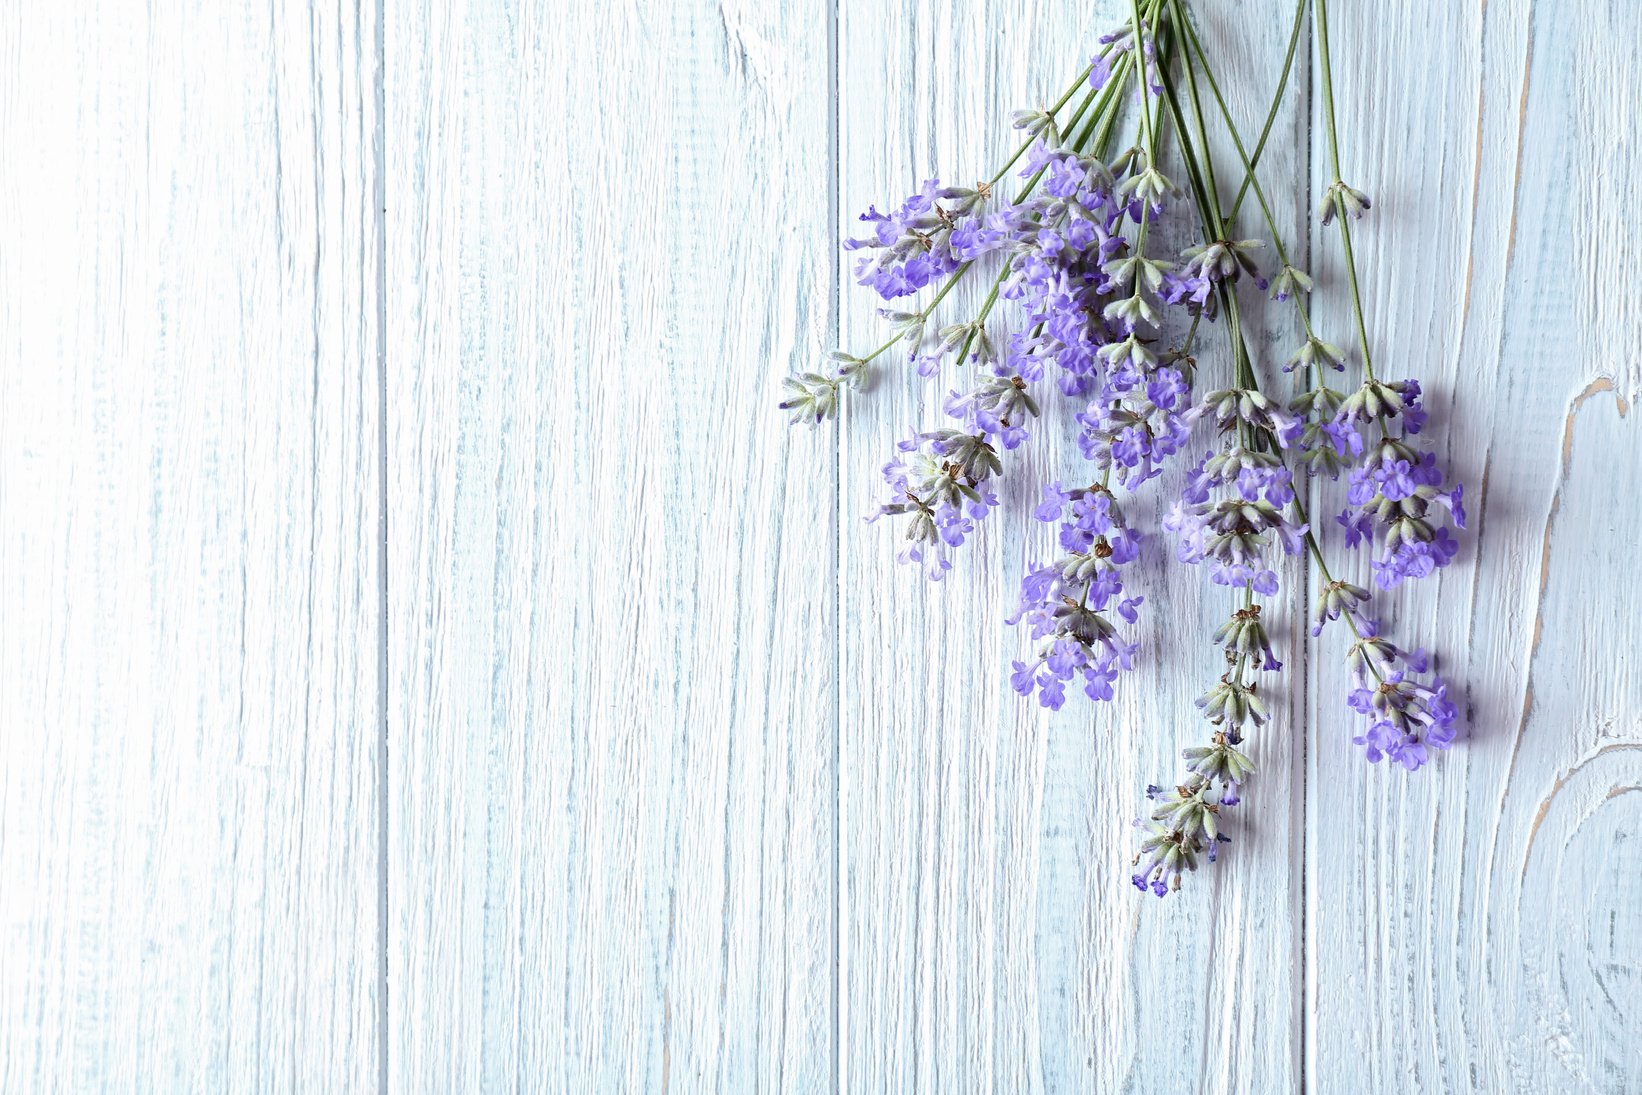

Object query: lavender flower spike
[1131,775,1234,897]
[1008,483,1143,709]
[1341,617,1460,770]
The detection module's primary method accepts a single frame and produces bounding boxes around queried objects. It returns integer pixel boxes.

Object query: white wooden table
[4,0,1640,1091]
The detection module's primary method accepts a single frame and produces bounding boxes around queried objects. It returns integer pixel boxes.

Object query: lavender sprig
[785,2,1166,426]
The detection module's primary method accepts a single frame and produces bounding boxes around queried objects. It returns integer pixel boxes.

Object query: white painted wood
[836,2,1306,1090]
[0,1,383,1091]
[383,0,836,1089]
[5,0,1641,1090]
[1307,0,1642,1090]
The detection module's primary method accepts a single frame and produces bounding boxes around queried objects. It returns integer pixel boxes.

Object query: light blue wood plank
[1306,0,1642,1090]
[0,1,383,1090]
[835,2,1304,1090]
[383,0,837,1089]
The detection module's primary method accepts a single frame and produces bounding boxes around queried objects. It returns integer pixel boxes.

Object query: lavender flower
[843,179,994,301]
[1309,577,1373,636]
[1290,385,1352,478]
[1075,348,1197,490]
[1341,619,1459,770]
[1163,440,1307,597]
[1318,180,1372,226]
[1089,15,1160,92]
[1131,775,1234,896]
[1008,484,1142,709]
[779,353,868,424]
[868,430,1002,581]
[998,146,1131,396]
[1328,380,1466,588]
[1267,263,1313,302]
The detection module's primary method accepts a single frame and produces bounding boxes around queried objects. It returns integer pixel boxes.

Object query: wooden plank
[383,0,836,1088]
[836,2,1305,1089]
[1305,0,1642,1089]
[0,1,383,1091]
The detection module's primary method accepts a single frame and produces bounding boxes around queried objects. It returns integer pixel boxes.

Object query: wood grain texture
[1306,0,1642,1090]
[383,0,836,1089]
[0,0,382,1091]
[6,0,1642,1090]
[836,2,1306,1090]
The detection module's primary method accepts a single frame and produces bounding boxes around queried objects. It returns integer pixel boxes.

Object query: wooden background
[3,0,1639,1090]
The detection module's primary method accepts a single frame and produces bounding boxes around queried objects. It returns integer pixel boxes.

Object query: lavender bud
[877,308,927,346]
[1195,676,1270,731]
[1268,263,1314,301]
[1183,733,1256,788]
[1009,107,1059,146]
[1318,180,1373,226]
[1130,775,1233,897]
[1284,335,1346,374]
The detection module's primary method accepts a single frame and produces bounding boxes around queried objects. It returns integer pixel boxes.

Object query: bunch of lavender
[782,0,1468,898]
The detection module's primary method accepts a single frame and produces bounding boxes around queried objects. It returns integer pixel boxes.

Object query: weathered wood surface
[0,1,383,1090]
[383,0,836,1088]
[1306,1,1642,1091]
[2,0,1638,1090]
[835,1,1306,1090]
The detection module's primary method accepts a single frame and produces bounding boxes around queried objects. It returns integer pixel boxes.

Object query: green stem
[1128,0,1156,156]
[1314,0,1344,185]
[988,65,1097,187]
[1161,30,1260,390]
[1173,0,1317,349]
[1314,0,1376,381]
[1226,0,1307,222]
[1175,30,1223,234]
[1333,215,1375,380]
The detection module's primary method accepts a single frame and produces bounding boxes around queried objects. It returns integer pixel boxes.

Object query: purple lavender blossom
[1341,618,1460,770]
[1131,776,1233,897]
[1330,391,1466,588]
[997,143,1165,397]
[867,429,1003,581]
[1075,349,1199,490]
[843,179,998,301]
[1162,440,1308,599]
[1008,484,1143,709]
[943,371,1039,450]
[1088,15,1160,92]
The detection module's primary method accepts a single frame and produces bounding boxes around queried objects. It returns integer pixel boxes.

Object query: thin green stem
[1174,5,1284,263]
[1334,214,1375,380]
[1128,0,1156,156]
[1154,37,1215,233]
[1173,0,1317,349]
[988,65,1097,187]
[1314,0,1344,183]
[853,268,971,366]
[1227,0,1307,222]
[1175,31,1223,235]
[1314,0,1376,381]
[1161,32,1261,390]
